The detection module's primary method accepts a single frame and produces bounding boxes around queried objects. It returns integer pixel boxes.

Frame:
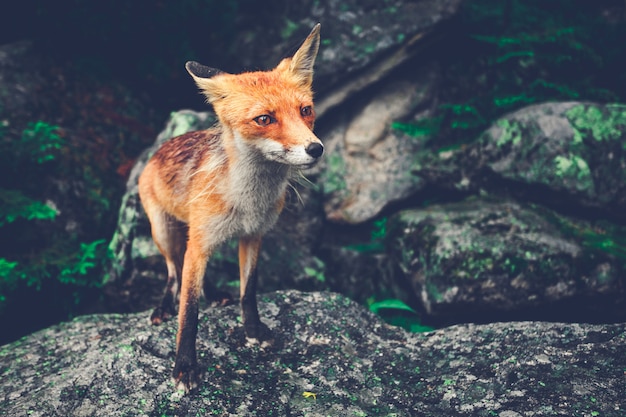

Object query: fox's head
[186,24,324,168]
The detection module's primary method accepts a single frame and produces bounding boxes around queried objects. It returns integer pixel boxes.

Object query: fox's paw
[244,321,274,348]
[172,358,200,394]
[150,305,175,325]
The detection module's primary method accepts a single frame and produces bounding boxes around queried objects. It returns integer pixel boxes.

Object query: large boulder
[224,0,464,99]
[415,102,626,221]
[1,290,624,417]
[386,197,626,324]
[316,67,433,224]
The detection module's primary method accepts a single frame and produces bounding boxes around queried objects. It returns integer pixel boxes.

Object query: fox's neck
[221,128,291,210]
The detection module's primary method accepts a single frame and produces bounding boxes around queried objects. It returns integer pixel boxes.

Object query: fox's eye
[301,106,313,117]
[254,115,274,126]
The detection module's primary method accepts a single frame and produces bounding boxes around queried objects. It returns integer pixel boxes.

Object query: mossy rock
[414,102,626,221]
[2,290,625,416]
[482,102,626,204]
[386,197,626,324]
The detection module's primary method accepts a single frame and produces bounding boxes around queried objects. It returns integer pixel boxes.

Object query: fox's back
[138,128,227,224]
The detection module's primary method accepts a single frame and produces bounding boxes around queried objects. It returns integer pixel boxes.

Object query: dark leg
[172,238,209,393]
[238,236,272,342]
[150,274,178,325]
[172,297,199,391]
[148,214,187,325]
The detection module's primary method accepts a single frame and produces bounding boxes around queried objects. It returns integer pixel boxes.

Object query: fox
[137,24,323,392]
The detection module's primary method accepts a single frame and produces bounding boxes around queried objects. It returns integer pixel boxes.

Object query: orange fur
[138,24,323,393]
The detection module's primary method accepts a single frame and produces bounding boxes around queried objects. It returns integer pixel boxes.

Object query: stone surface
[1,291,624,417]
[316,65,436,224]
[386,197,626,324]
[226,0,463,98]
[415,102,626,222]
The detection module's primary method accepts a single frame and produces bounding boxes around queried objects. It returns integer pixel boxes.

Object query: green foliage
[281,19,300,40]
[368,298,433,333]
[19,121,64,164]
[0,238,107,312]
[0,188,57,226]
[345,217,388,253]
[398,0,626,148]
[0,120,109,318]
[371,217,388,241]
[369,299,415,314]
[392,118,441,140]
[303,258,326,283]
[57,239,108,285]
[567,224,626,261]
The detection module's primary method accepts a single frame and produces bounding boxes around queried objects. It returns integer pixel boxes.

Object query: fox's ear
[185,61,228,103]
[288,23,321,87]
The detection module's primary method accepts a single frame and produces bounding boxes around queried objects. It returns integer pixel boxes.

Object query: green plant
[398,0,626,149]
[19,121,64,164]
[368,298,433,333]
[303,257,326,283]
[346,217,389,253]
[0,188,57,227]
[537,206,626,261]
[0,120,109,338]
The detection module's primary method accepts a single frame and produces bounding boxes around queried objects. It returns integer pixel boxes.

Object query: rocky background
[1,0,626,415]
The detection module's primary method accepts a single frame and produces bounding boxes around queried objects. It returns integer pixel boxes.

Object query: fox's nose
[306,142,324,158]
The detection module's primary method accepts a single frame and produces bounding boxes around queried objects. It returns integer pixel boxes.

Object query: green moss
[565,104,626,142]
[322,152,348,194]
[495,119,522,147]
[553,154,595,193]
[554,154,591,180]
[461,256,494,277]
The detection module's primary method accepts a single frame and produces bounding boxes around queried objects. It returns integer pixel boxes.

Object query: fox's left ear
[185,61,229,103]
[287,23,321,87]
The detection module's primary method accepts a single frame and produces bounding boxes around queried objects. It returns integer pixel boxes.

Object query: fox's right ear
[287,23,321,88]
[185,61,228,103]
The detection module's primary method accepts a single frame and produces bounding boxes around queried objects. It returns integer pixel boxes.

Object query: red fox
[138,24,323,392]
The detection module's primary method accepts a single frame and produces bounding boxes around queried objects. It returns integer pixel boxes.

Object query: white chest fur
[211,150,291,242]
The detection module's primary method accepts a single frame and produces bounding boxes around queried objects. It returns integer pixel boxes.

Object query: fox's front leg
[172,238,210,392]
[239,236,272,343]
